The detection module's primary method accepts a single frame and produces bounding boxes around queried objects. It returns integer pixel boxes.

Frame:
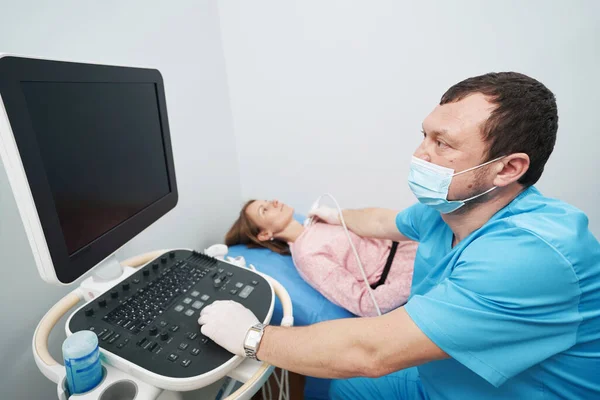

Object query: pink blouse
[289,222,418,317]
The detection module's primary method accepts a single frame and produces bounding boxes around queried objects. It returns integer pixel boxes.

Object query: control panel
[68,250,272,378]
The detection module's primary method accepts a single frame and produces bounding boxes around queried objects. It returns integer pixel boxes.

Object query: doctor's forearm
[256,319,376,379]
[342,208,407,241]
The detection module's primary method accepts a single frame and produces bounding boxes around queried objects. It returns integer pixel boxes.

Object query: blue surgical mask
[408,156,504,214]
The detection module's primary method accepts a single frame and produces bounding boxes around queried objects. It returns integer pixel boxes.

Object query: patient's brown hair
[225,200,291,255]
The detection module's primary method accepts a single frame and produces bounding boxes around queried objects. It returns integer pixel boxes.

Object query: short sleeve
[395,203,428,241]
[404,228,582,387]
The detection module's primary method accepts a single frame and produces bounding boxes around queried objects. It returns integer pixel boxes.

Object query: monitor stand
[78,254,138,303]
[92,254,124,281]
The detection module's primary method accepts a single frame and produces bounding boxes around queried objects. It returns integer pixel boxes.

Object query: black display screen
[21,82,171,255]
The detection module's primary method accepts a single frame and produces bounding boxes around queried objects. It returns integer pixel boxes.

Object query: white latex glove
[197,300,259,357]
[307,205,341,225]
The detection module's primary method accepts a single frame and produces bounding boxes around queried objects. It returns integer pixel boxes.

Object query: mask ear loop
[453,156,506,203]
[460,185,498,202]
[452,155,506,177]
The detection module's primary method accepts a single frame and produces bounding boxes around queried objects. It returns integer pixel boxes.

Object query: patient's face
[246,199,295,240]
[415,92,496,202]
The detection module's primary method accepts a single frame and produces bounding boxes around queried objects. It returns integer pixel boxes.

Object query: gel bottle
[62,330,104,395]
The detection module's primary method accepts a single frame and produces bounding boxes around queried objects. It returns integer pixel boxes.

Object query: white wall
[218,0,600,236]
[0,1,239,398]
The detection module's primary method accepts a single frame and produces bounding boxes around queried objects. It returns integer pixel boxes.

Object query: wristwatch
[243,323,267,360]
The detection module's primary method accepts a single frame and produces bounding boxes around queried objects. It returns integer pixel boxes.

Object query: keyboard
[68,249,273,379]
[102,255,211,335]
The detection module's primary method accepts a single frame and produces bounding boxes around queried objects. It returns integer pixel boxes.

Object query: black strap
[370,241,399,290]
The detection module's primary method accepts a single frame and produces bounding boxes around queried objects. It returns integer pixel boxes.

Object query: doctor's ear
[493,153,530,187]
[257,231,272,242]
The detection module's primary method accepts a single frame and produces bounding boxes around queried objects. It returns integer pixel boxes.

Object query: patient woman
[225,199,417,317]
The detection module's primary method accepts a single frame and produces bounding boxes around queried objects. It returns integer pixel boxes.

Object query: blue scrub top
[396,186,600,399]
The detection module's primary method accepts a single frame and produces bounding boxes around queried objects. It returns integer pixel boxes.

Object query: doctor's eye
[436,140,448,149]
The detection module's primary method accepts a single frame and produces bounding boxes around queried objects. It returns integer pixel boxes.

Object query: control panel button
[110,291,119,299]
[160,332,169,341]
[168,353,178,362]
[98,299,107,307]
[251,280,259,286]
[191,290,200,297]
[161,256,168,264]
[191,348,200,356]
[178,342,189,351]
[183,298,192,305]
[191,301,204,310]
[174,305,184,312]
[108,334,121,344]
[169,251,175,258]
[238,285,255,299]
[200,294,210,301]
[122,282,130,291]
[170,325,180,333]
[152,262,159,270]
[187,332,198,340]
[235,282,244,289]
[184,309,195,317]
[149,326,158,336]
[148,342,158,351]
[97,328,108,338]
[84,308,94,317]
[143,269,150,277]
[230,289,238,295]
[181,359,191,367]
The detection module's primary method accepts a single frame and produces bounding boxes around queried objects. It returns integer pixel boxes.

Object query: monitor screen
[0,56,178,284]
[21,82,171,255]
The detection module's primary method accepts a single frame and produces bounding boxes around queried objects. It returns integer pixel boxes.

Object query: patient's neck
[276,220,305,243]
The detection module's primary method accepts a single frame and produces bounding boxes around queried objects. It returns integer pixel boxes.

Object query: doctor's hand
[197,300,259,357]
[307,206,341,225]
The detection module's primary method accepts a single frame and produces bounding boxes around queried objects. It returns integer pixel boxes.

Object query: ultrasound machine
[0,54,292,400]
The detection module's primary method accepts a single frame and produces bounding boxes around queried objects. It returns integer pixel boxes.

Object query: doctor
[199,72,600,399]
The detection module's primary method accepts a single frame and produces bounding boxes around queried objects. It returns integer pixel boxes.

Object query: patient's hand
[308,206,341,225]
[198,300,259,357]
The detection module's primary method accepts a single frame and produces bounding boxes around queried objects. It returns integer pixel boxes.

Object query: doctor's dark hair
[224,200,291,255]
[440,72,558,187]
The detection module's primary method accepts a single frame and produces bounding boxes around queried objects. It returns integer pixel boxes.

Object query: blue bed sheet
[225,215,356,399]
